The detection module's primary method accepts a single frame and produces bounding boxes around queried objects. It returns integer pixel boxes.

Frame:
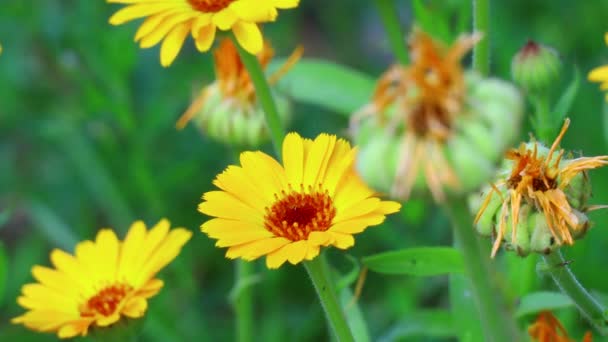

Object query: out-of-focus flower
[176,38,301,147]
[588,33,608,101]
[107,0,299,66]
[473,119,608,257]
[12,219,192,339]
[512,40,561,94]
[351,28,523,202]
[528,311,593,342]
[199,133,401,269]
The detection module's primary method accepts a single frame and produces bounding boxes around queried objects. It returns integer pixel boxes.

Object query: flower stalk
[304,255,355,342]
[233,35,286,154]
[374,0,409,65]
[234,259,255,342]
[542,251,608,331]
[445,198,518,342]
[472,0,490,75]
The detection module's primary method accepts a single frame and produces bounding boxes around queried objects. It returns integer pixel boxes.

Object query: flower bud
[511,40,562,94]
[471,119,608,257]
[351,30,523,203]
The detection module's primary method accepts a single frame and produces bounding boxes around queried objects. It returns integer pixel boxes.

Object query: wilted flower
[12,219,192,339]
[588,33,608,101]
[107,0,299,66]
[473,119,608,257]
[177,38,301,147]
[199,132,401,269]
[351,28,523,202]
[512,40,562,94]
[528,311,592,342]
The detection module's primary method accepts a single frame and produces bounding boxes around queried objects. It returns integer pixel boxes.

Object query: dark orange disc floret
[264,186,336,241]
[187,0,234,13]
[80,284,133,317]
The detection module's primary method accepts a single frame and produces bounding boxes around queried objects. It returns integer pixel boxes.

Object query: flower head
[528,311,592,342]
[11,219,192,339]
[352,28,522,202]
[588,33,608,101]
[176,38,302,146]
[107,0,299,66]
[512,40,562,94]
[199,133,401,269]
[474,119,608,257]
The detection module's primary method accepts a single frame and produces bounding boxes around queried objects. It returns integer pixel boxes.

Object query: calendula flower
[588,33,608,101]
[107,0,299,66]
[176,38,302,147]
[473,119,608,257]
[351,28,523,202]
[199,133,401,269]
[528,311,592,342]
[11,219,192,339]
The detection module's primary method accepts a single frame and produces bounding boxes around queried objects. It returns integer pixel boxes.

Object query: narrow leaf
[363,247,464,276]
[552,68,580,123]
[378,310,455,341]
[515,291,573,317]
[274,58,375,115]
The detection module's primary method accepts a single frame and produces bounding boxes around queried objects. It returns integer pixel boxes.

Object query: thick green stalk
[542,251,608,331]
[445,199,518,342]
[233,36,285,155]
[234,260,254,342]
[531,94,554,143]
[304,255,355,342]
[472,0,490,75]
[374,0,409,65]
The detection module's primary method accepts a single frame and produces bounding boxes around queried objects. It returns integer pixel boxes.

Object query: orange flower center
[187,0,234,13]
[264,188,336,241]
[80,284,133,317]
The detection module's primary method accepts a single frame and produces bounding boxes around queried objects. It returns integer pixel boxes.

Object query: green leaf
[515,291,573,317]
[339,286,371,342]
[412,0,452,42]
[552,68,580,124]
[274,58,375,115]
[28,201,79,251]
[378,310,455,341]
[0,209,11,232]
[335,254,361,291]
[363,247,464,276]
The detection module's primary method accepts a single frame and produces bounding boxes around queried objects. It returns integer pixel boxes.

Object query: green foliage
[515,291,574,317]
[363,247,464,276]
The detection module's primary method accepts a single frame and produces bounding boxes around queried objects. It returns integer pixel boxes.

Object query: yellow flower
[107,0,299,67]
[474,119,608,257]
[11,219,192,339]
[588,33,608,101]
[528,311,592,342]
[199,133,401,269]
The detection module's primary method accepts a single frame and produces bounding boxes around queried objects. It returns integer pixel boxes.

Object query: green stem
[542,251,608,330]
[531,94,553,143]
[233,36,285,155]
[472,0,490,75]
[234,260,254,342]
[304,254,355,342]
[445,199,518,342]
[374,0,409,65]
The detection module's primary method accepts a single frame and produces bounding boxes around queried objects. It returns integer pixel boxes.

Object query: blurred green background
[1,0,608,340]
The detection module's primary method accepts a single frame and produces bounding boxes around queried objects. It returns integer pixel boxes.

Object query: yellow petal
[160,21,192,67]
[266,240,308,268]
[212,8,238,30]
[226,237,290,261]
[122,297,148,318]
[232,21,263,54]
[194,24,216,52]
[199,191,265,223]
[302,134,336,187]
[109,3,183,25]
[588,65,608,82]
[273,0,300,8]
[282,132,305,186]
[229,2,278,22]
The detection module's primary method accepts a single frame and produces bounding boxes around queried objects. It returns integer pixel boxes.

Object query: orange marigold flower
[199,133,401,269]
[11,219,192,339]
[474,119,608,257]
[529,311,593,342]
[107,0,299,66]
[352,28,522,202]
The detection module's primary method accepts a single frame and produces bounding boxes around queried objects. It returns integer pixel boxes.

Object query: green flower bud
[511,40,562,94]
[192,85,291,147]
[529,212,560,255]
